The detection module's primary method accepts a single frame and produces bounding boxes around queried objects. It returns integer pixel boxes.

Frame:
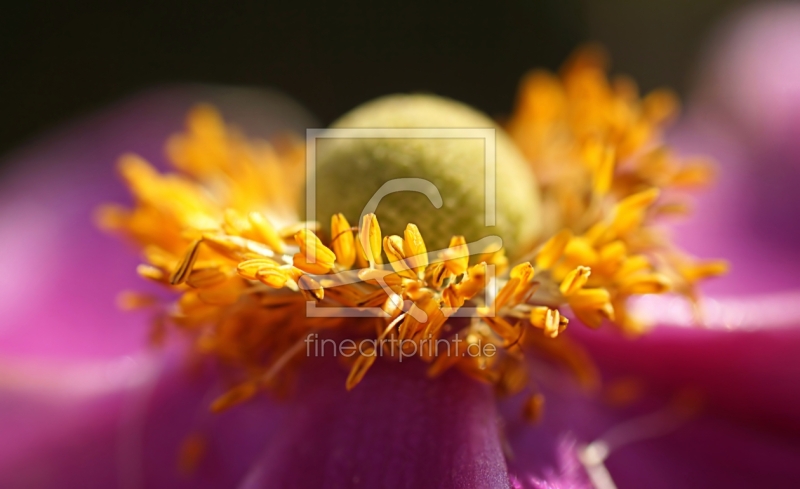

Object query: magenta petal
[0,85,315,486]
[601,407,800,489]
[0,352,168,488]
[507,293,800,487]
[1,350,289,489]
[241,357,510,489]
[508,257,800,487]
[503,372,800,489]
[671,3,800,295]
[664,118,800,296]
[693,3,800,148]
[573,304,800,429]
[0,85,315,359]
[135,356,290,489]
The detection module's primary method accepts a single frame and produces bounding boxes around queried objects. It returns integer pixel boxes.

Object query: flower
[3,10,800,487]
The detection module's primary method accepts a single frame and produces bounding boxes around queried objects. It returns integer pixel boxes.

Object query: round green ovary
[311,94,542,258]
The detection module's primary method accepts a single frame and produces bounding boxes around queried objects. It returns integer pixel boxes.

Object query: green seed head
[310,94,541,258]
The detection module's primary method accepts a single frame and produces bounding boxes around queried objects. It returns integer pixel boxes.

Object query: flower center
[98,46,726,418]
[312,93,542,258]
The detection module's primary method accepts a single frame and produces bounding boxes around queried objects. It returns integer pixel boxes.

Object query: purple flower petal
[0,85,315,486]
[667,116,800,296]
[1,350,290,489]
[241,357,510,489]
[0,85,316,360]
[692,3,800,149]
[503,364,800,489]
[678,2,800,286]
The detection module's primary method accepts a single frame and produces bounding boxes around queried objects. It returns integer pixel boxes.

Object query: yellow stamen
[137,264,167,283]
[330,213,356,268]
[116,291,159,310]
[679,259,730,283]
[522,393,545,423]
[560,266,591,296]
[403,223,429,277]
[210,382,258,413]
[618,273,671,295]
[178,433,207,475]
[457,263,487,300]
[237,258,280,281]
[346,345,377,391]
[187,267,228,289]
[443,235,469,276]
[170,239,203,285]
[530,306,568,338]
[248,211,285,253]
[294,229,336,270]
[535,229,572,269]
[359,213,383,267]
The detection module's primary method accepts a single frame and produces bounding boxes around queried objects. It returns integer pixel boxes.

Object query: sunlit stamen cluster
[101,48,725,416]
[507,46,728,330]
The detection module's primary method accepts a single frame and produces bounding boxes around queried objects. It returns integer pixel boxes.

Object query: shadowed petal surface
[241,357,510,489]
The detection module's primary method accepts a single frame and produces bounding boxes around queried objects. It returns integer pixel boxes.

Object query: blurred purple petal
[508,276,800,487]
[504,362,800,489]
[0,85,316,359]
[667,114,800,295]
[1,351,290,489]
[0,86,315,487]
[677,2,800,285]
[693,3,800,149]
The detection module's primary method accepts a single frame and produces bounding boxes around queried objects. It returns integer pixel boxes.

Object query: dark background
[1,0,752,159]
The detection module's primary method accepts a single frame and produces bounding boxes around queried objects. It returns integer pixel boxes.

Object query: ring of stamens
[99,47,726,417]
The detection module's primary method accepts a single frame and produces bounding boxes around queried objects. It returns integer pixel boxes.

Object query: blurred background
[1,0,756,161]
